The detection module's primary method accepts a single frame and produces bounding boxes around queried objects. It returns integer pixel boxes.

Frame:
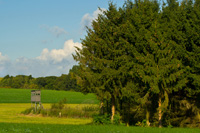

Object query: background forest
[0,65,80,91]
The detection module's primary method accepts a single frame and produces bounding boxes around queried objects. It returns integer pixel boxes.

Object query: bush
[21,107,42,115]
[21,108,34,115]
[113,113,121,125]
[93,114,111,125]
[93,113,123,125]
[51,98,66,110]
[135,119,148,127]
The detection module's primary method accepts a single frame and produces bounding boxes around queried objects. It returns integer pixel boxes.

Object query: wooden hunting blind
[31,90,43,110]
[31,90,41,102]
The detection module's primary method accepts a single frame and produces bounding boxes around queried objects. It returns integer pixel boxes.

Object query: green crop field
[0,88,200,132]
[0,88,99,104]
[1,123,200,133]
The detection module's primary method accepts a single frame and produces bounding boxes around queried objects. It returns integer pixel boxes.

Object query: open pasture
[0,88,98,104]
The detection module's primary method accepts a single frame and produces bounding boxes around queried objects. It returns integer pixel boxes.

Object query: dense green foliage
[73,0,200,127]
[0,88,98,104]
[1,123,200,133]
[0,65,80,91]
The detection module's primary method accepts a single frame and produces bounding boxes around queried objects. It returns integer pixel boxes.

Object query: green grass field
[0,88,99,104]
[0,88,98,125]
[0,103,93,124]
[1,123,200,133]
[1,88,200,132]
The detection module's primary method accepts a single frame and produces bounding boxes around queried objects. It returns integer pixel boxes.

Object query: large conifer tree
[73,0,200,127]
[74,3,130,122]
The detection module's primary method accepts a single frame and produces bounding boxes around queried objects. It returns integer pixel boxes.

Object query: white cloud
[37,39,82,63]
[40,25,68,38]
[0,40,82,77]
[81,8,106,30]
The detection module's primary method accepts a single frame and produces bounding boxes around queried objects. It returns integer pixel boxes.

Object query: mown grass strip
[0,103,93,125]
[0,88,98,104]
[1,123,200,133]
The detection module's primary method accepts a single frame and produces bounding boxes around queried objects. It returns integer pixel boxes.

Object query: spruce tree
[74,3,128,122]
[123,0,189,127]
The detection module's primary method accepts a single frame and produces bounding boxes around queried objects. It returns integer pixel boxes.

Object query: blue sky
[0,0,125,77]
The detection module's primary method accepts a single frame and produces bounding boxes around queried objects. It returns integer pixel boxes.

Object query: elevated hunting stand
[31,90,43,111]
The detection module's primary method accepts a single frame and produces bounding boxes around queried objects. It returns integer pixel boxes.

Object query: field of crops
[0,88,98,104]
[1,88,200,132]
[1,123,200,133]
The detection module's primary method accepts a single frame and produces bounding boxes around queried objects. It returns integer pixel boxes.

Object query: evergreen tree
[74,3,131,122]
[73,0,200,127]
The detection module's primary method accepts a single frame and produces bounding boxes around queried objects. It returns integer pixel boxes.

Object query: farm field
[0,88,98,104]
[1,123,200,133]
[0,103,93,124]
[1,88,200,132]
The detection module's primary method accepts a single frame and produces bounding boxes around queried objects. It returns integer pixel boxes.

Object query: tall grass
[0,88,99,104]
[0,103,93,124]
[22,102,99,118]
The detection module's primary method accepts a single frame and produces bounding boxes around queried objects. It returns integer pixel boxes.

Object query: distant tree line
[0,65,80,91]
[73,0,200,127]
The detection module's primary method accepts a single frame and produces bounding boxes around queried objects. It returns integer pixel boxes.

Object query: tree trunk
[146,108,150,126]
[100,101,104,114]
[111,96,115,123]
[158,95,162,128]
[107,100,109,114]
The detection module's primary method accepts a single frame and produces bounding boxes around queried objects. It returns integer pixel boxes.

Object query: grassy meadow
[0,103,94,124]
[1,88,200,132]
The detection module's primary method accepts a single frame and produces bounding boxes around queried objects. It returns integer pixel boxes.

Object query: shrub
[21,107,34,115]
[51,98,66,110]
[135,119,148,127]
[113,113,121,125]
[93,114,111,125]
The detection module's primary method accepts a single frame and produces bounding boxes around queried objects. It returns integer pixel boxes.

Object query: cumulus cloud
[37,39,82,63]
[5,57,75,77]
[0,40,82,77]
[81,8,106,30]
[40,25,68,38]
